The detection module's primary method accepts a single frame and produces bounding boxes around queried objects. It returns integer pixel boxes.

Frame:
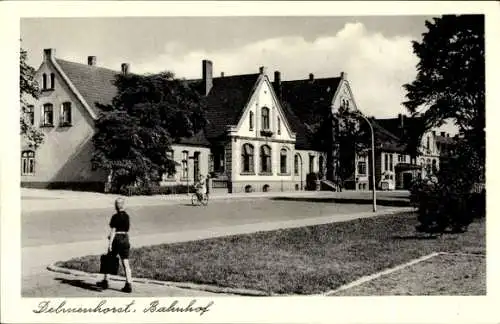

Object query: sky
[20,16,458,134]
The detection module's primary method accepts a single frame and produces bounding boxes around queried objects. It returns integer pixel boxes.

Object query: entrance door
[403,173,413,189]
[193,152,200,181]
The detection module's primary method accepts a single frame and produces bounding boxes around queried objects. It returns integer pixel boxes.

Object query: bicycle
[191,192,209,206]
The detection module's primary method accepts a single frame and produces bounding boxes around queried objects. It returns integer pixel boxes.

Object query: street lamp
[350,110,377,212]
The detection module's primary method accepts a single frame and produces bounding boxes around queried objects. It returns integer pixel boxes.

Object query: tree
[404,15,485,233]
[92,71,207,191]
[20,48,44,148]
[403,15,484,155]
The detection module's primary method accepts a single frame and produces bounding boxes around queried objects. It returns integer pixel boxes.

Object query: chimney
[202,60,213,96]
[259,66,267,75]
[309,73,314,81]
[121,63,130,75]
[340,71,348,79]
[274,71,282,99]
[43,48,56,61]
[88,56,96,66]
[398,113,404,128]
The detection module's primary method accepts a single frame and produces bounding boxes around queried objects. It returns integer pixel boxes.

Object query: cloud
[126,22,420,118]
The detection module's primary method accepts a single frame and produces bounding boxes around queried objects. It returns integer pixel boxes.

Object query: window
[50,73,55,89]
[280,148,287,174]
[60,102,72,126]
[181,151,188,179]
[42,73,47,90]
[209,154,214,173]
[427,136,430,150]
[25,105,34,125]
[249,111,254,131]
[432,159,438,174]
[260,145,272,173]
[309,155,315,173]
[384,153,388,171]
[389,154,393,171]
[42,103,54,126]
[261,107,270,130]
[241,143,254,173]
[357,161,367,175]
[277,117,281,135]
[21,151,35,175]
[294,154,300,175]
[166,150,175,178]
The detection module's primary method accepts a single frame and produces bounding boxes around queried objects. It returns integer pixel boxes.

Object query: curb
[46,264,271,296]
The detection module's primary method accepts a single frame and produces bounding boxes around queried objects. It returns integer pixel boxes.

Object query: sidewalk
[21,188,410,212]
[23,206,415,297]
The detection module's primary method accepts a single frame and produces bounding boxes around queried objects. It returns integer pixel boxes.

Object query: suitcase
[99,253,119,275]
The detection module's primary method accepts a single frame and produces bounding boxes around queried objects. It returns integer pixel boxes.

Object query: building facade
[21,48,452,193]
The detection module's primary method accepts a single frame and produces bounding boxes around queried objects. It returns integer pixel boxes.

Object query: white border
[1,1,499,323]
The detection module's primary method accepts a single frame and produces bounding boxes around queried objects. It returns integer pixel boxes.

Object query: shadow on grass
[271,197,411,207]
[55,278,103,292]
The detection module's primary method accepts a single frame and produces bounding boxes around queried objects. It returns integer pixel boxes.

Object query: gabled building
[24,49,362,193]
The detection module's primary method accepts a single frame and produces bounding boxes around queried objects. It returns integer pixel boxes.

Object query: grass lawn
[57,212,485,295]
[333,253,486,296]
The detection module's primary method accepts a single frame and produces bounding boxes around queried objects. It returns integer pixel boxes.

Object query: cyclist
[195,174,207,203]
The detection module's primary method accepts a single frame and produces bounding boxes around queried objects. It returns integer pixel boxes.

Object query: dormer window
[261,107,270,130]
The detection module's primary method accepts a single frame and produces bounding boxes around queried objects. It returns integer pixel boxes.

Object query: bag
[99,253,119,275]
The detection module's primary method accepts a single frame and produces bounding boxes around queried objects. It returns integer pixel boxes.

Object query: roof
[56,59,118,116]
[279,77,342,150]
[198,73,261,140]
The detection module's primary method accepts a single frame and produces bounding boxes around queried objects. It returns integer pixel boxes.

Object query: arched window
[294,154,300,175]
[50,73,55,89]
[42,73,47,90]
[432,159,438,174]
[260,145,271,173]
[21,151,35,175]
[249,111,254,131]
[261,107,270,130]
[42,103,54,126]
[241,143,254,173]
[280,148,288,174]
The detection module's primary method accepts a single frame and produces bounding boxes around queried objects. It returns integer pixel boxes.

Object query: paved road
[21,191,411,297]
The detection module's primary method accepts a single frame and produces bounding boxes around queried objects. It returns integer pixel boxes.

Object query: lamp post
[351,110,377,212]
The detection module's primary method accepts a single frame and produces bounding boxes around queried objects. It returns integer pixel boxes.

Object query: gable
[202,73,261,140]
[234,76,295,141]
[331,79,359,114]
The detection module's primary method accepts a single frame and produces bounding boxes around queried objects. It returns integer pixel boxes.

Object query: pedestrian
[97,197,133,293]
